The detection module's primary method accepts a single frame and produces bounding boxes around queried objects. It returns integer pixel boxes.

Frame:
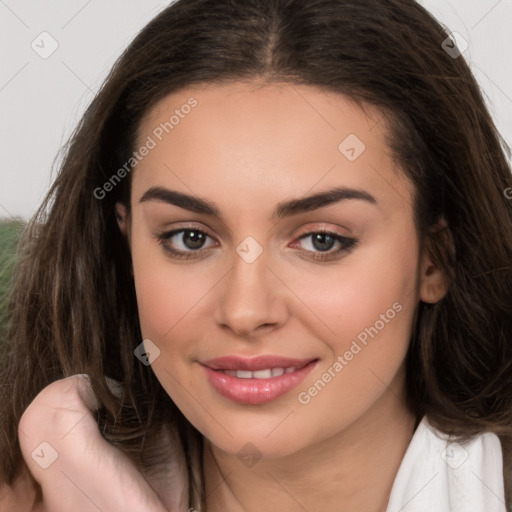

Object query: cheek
[280,230,419,353]
[128,218,216,343]
[291,227,420,410]
[133,263,217,345]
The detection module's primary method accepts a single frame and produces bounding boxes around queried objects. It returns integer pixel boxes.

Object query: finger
[18,375,170,512]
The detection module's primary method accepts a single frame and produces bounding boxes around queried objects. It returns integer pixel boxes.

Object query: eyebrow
[139,185,377,219]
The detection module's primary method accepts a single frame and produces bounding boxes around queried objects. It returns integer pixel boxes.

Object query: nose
[214,249,287,338]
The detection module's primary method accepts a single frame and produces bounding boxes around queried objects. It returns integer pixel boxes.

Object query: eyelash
[156,226,358,262]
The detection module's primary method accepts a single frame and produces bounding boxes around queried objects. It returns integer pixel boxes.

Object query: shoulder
[0,461,45,512]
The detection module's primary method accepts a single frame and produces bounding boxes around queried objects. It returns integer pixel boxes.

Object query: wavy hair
[1,0,511,509]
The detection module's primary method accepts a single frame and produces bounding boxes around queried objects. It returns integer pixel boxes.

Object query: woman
[1,0,511,510]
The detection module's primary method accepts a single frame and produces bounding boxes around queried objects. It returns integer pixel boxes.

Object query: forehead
[138,80,385,150]
[132,80,414,217]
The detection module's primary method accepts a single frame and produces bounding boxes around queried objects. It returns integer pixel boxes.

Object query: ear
[115,202,130,243]
[419,217,451,304]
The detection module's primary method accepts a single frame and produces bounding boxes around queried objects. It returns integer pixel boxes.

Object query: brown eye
[156,228,217,259]
[177,229,208,250]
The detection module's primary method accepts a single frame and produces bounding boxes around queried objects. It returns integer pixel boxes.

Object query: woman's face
[117,80,442,458]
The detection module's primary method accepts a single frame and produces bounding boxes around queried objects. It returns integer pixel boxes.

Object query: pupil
[312,233,334,251]
[184,230,205,249]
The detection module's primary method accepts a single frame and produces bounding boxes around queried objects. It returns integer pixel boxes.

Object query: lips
[200,355,318,404]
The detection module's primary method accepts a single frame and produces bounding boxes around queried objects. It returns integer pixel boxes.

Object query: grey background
[1,0,511,220]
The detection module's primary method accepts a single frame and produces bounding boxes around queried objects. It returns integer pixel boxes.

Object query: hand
[18,374,188,512]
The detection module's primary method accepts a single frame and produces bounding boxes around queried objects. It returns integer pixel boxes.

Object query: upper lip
[200,355,317,371]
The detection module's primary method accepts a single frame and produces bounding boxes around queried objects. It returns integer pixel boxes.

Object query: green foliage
[0,218,25,349]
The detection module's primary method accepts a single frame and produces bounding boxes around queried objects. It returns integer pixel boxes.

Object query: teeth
[221,367,296,378]
[253,369,272,378]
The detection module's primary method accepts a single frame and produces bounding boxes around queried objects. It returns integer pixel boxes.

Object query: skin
[15,375,175,512]
[116,80,448,512]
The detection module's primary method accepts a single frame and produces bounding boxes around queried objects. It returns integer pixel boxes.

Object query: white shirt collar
[386,415,507,512]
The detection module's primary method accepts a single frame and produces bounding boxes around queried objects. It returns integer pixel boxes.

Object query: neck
[202,372,418,512]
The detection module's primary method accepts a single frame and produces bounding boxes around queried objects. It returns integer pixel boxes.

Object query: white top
[386,416,506,512]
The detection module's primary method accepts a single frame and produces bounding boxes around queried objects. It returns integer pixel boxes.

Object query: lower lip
[201,360,318,405]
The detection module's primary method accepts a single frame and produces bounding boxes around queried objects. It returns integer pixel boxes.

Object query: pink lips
[200,355,318,405]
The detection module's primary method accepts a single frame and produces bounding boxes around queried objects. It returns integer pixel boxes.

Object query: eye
[155,227,358,262]
[156,228,217,259]
[291,231,358,261]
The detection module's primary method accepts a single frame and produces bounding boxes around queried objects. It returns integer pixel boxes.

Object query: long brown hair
[1,0,511,509]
